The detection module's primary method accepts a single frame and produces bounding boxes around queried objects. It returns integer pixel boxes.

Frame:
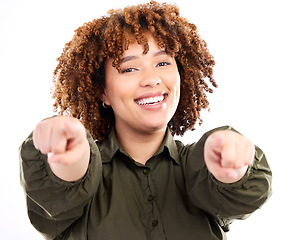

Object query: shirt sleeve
[19,130,102,239]
[182,126,272,231]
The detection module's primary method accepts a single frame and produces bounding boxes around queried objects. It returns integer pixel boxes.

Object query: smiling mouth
[135,93,168,105]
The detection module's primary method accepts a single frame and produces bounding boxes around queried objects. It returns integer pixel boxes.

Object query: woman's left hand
[204,130,255,183]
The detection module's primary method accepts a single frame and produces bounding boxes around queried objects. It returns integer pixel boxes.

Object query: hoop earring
[102,102,109,108]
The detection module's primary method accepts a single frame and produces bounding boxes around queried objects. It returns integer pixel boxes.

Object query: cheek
[105,79,137,105]
[104,61,134,103]
[175,83,181,107]
[169,72,181,98]
[171,74,181,109]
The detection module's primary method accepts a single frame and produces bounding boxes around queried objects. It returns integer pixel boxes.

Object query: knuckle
[51,146,63,154]
[235,162,244,169]
[221,158,234,167]
[39,146,50,154]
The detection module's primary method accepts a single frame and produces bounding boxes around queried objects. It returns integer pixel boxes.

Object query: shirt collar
[162,128,181,165]
[98,127,180,165]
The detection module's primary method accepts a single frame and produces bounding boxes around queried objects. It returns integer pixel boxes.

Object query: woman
[20,1,272,239]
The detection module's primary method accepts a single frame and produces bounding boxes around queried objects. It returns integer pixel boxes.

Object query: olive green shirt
[19,126,272,240]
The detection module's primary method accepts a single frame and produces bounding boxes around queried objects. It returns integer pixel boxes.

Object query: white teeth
[136,95,165,105]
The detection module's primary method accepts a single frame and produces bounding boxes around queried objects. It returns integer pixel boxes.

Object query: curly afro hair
[52,0,217,141]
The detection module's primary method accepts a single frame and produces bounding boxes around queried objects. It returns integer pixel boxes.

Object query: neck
[115,124,167,165]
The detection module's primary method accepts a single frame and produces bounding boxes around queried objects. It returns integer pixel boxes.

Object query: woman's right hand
[33,116,90,181]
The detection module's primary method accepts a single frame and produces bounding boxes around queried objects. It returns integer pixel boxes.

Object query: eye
[157,61,171,67]
[121,67,138,74]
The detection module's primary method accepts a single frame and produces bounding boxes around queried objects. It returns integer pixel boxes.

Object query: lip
[134,91,168,110]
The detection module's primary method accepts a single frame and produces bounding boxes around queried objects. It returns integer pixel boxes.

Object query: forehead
[106,33,175,70]
[122,36,164,56]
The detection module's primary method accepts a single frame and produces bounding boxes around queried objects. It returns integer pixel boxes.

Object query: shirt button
[147,195,154,202]
[152,219,158,227]
[143,169,150,175]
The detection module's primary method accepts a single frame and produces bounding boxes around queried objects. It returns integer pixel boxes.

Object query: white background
[0,0,288,239]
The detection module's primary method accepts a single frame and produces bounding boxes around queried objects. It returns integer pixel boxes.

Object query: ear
[102,91,111,106]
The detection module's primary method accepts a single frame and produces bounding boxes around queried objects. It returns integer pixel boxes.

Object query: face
[103,35,180,135]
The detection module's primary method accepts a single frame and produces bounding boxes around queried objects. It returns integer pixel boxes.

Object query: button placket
[141,165,162,233]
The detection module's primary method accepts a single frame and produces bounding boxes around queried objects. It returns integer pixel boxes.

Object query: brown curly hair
[52,0,217,141]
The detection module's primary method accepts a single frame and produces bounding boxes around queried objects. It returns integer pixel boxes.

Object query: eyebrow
[120,50,168,64]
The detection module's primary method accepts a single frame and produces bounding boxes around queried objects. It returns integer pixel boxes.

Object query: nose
[140,69,161,87]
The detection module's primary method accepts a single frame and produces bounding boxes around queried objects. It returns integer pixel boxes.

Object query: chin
[142,120,168,132]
